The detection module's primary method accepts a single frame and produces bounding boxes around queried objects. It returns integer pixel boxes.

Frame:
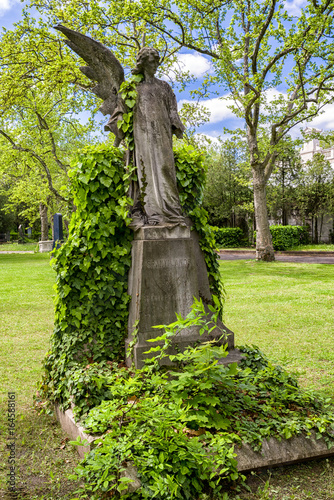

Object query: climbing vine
[117,74,144,151]
[38,144,135,409]
[174,143,224,305]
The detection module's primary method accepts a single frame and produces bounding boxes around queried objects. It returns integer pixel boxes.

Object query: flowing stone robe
[132,77,185,225]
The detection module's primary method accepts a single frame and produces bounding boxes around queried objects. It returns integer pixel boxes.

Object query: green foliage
[0,20,99,226]
[266,137,302,226]
[118,74,144,151]
[174,143,224,303]
[39,143,134,409]
[202,139,252,229]
[70,302,242,500]
[69,306,334,500]
[255,225,309,251]
[211,227,244,248]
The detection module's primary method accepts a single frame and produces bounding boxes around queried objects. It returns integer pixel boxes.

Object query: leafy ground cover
[1,254,334,499]
[0,242,39,252]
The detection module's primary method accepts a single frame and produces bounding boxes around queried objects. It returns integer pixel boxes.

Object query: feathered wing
[54,25,125,118]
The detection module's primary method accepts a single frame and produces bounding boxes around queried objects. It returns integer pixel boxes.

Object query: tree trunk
[39,203,48,241]
[314,216,318,244]
[319,215,323,242]
[253,168,275,261]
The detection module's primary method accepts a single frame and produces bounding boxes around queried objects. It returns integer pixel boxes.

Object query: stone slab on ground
[0,251,34,254]
[39,240,54,253]
[54,405,98,459]
[236,430,334,471]
[55,405,334,470]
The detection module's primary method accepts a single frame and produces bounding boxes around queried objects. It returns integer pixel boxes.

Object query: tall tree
[202,138,253,232]
[296,152,334,243]
[0,20,99,234]
[6,0,334,258]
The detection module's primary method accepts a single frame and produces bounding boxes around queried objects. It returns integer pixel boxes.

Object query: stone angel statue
[55,25,186,227]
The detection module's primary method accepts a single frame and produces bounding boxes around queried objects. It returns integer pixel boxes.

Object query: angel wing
[54,25,125,118]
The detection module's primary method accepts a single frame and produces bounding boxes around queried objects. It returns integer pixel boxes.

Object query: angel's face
[138,50,160,77]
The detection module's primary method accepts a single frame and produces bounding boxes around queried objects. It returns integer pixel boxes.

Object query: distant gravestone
[27,228,32,238]
[18,225,24,242]
[53,213,64,250]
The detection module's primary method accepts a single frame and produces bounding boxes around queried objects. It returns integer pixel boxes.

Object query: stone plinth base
[236,430,334,471]
[126,224,234,368]
[55,405,334,472]
[39,240,53,253]
[54,405,98,459]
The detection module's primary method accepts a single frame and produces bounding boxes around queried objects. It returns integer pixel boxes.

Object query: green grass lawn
[219,244,334,252]
[0,254,79,500]
[287,243,334,251]
[0,242,39,252]
[220,260,334,397]
[220,259,334,499]
[1,254,334,499]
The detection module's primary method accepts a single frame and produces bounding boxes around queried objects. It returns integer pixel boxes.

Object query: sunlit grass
[287,243,334,251]
[219,244,334,251]
[220,259,334,499]
[0,253,79,499]
[0,242,39,252]
[220,259,334,397]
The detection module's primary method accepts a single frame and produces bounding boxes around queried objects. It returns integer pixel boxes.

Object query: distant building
[269,127,334,243]
[300,127,334,166]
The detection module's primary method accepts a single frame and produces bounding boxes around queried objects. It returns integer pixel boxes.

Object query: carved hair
[132,47,160,75]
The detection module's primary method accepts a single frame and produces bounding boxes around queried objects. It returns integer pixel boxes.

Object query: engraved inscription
[144,258,189,268]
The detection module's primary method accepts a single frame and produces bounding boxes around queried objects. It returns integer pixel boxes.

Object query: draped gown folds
[132,77,185,225]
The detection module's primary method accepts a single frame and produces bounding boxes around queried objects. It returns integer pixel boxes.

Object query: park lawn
[0,242,39,252]
[220,259,334,500]
[0,253,79,500]
[287,243,334,251]
[219,244,334,252]
[0,253,334,499]
[220,259,334,397]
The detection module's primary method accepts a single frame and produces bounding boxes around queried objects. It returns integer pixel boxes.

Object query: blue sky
[0,0,23,28]
[1,0,334,143]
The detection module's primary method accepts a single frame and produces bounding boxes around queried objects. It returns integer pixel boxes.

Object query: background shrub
[211,226,244,248]
[254,225,310,251]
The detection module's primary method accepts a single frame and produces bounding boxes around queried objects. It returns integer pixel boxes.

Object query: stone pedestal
[39,240,54,253]
[126,224,235,368]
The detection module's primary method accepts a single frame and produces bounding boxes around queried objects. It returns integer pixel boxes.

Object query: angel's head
[132,47,160,77]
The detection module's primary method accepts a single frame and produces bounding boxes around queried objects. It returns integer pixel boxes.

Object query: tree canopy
[2,0,334,252]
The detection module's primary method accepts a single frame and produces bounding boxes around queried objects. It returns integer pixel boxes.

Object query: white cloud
[180,96,236,123]
[172,53,212,79]
[193,133,220,147]
[295,103,334,135]
[0,0,10,12]
[285,0,306,16]
[0,0,19,17]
